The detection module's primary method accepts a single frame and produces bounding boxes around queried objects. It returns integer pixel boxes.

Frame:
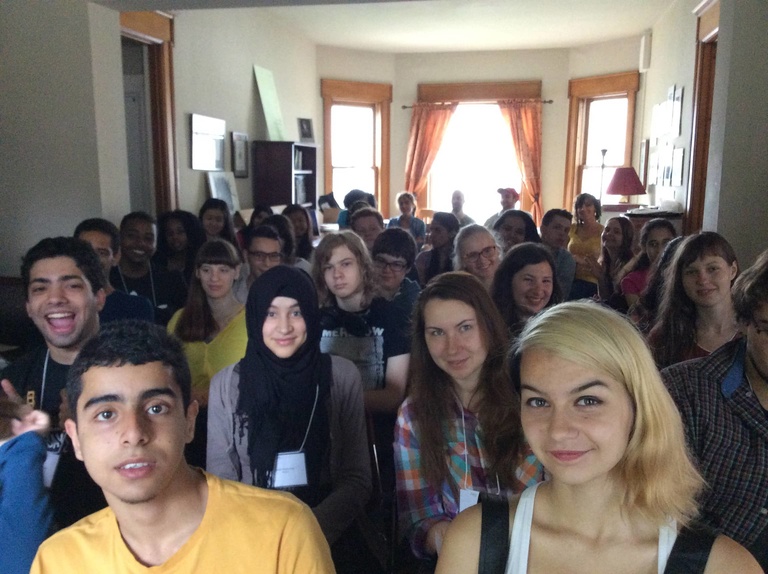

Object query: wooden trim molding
[563,71,640,208]
[568,71,639,99]
[695,0,720,42]
[687,1,719,234]
[417,81,541,103]
[120,11,178,213]
[321,79,392,215]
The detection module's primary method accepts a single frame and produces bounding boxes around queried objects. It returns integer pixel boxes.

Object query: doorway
[122,38,155,214]
[120,11,178,214]
[686,0,719,234]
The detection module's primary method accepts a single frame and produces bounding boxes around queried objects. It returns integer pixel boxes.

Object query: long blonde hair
[512,301,704,526]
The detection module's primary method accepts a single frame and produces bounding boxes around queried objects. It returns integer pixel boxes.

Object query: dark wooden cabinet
[251,141,317,207]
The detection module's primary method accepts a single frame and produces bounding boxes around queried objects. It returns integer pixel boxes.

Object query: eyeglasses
[374,257,408,272]
[463,245,497,263]
[248,250,282,263]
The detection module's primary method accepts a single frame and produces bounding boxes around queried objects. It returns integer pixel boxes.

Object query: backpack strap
[663,522,716,574]
[479,494,510,574]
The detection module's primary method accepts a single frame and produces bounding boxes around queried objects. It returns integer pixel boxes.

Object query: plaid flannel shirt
[662,339,768,549]
[394,397,542,558]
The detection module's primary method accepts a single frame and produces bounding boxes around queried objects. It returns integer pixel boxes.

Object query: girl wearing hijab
[206,265,372,571]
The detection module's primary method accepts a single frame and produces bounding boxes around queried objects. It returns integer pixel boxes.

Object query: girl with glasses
[453,224,502,291]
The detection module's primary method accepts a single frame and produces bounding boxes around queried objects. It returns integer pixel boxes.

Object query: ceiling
[95,0,676,53]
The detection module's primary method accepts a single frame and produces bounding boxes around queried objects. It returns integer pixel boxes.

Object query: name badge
[272,451,308,488]
[43,430,66,488]
[459,488,480,512]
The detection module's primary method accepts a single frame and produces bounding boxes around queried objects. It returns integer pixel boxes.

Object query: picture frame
[672,147,685,187]
[206,171,241,214]
[191,113,225,171]
[638,139,650,187]
[672,86,684,138]
[298,118,314,143]
[231,132,248,178]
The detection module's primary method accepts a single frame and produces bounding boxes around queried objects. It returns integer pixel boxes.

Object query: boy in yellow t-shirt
[31,320,333,574]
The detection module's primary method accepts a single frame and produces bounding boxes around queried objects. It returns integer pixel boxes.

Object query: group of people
[0,185,766,573]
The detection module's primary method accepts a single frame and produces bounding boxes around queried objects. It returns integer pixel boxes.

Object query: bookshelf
[251,141,317,207]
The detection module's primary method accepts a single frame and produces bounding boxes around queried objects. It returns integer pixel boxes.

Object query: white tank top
[505,483,678,574]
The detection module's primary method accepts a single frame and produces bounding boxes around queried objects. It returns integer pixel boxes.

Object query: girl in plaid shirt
[394,272,543,560]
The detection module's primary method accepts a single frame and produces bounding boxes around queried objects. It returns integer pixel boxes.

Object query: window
[413,80,541,218]
[563,71,639,207]
[321,79,391,213]
[428,104,522,222]
[581,97,629,200]
[330,104,375,199]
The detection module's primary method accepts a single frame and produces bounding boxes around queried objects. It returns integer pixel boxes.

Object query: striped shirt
[394,397,543,558]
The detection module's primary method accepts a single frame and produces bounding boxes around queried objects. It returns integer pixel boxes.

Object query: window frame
[416,80,542,212]
[563,71,640,206]
[321,79,391,215]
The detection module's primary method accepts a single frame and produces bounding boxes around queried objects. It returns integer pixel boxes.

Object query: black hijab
[237,265,332,504]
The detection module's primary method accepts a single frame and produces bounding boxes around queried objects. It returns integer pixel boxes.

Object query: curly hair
[155,210,207,284]
[22,236,104,297]
[407,272,525,497]
[68,320,192,420]
[573,192,602,222]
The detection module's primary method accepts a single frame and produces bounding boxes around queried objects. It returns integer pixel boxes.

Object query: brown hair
[733,248,768,324]
[311,231,377,307]
[173,239,241,342]
[649,232,738,367]
[408,272,525,496]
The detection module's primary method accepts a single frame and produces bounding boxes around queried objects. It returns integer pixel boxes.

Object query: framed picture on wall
[231,132,248,178]
[298,118,314,143]
[207,171,241,214]
[639,139,650,187]
[191,113,225,171]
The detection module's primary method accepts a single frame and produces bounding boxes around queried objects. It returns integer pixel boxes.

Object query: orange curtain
[404,103,457,203]
[499,99,543,225]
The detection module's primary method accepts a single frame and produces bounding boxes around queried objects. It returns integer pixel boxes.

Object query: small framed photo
[638,139,650,187]
[231,132,248,178]
[298,118,314,143]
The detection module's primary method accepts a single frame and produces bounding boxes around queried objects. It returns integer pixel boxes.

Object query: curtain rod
[401,99,553,109]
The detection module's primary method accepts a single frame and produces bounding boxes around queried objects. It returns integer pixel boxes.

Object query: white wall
[638,0,698,209]
[0,2,124,276]
[9,1,762,276]
[704,0,768,267]
[89,3,131,223]
[173,8,318,213]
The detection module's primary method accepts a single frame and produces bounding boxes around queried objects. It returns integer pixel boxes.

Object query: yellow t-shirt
[167,308,247,391]
[568,224,604,284]
[31,471,334,574]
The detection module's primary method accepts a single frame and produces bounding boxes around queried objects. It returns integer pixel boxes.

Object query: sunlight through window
[428,104,521,223]
[331,104,375,197]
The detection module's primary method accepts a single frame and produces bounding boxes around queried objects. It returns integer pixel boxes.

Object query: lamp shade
[605,167,646,196]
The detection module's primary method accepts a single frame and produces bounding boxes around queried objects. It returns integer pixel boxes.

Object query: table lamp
[605,166,646,204]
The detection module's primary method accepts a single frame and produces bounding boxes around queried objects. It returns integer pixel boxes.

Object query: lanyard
[297,384,320,453]
[453,393,501,494]
[118,265,157,307]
